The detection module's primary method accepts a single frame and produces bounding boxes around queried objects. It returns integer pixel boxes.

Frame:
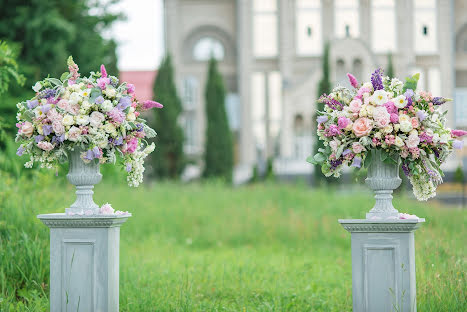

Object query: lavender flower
[117,96,132,111]
[136,123,144,132]
[432,97,450,106]
[27,99,39,109]
[42,124,53,136]
[95,96,104,104]
[84,150,94,161]
[453,140,464,149]
[401,163,410,176]
[317,115,328,124]
[330,159,343,170]
[52,135,65,144]
[405,89,414,107]
[416,110,427,122]
[318,94,344,110]
[16,146,25,156]
[126,163,132,172]
[351,157,362,168]
[39,88,57,99]
[92,146,101,158]
[40,104,52,115]
[342,149,351,156]
[34,135,44,143]
[371,68,384,91]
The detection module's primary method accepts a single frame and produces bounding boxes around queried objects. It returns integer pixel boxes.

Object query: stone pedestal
[339,219,424,312]
[37,213,130,312]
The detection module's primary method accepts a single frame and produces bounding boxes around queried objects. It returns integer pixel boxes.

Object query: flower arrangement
[15,56,163,187]
[308,68,467,201]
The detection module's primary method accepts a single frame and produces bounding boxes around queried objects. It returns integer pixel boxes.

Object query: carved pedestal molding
[66,148,102,215]
[365,149,402,219]
[339,219,425,312]
[37,213,130,312]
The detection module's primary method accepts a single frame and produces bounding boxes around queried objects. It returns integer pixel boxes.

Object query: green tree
[151,55,185,179]
[313,42,332,185]
[386,52,395,79]
[0,0,122,128]
[203,57,233,182]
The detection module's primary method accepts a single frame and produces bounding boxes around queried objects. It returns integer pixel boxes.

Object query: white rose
[62,114,74,126]
[89,111,105,128]
[383,124,393,134]
[440,133,450,144]
[398,114,410,123]
[32,82,42,92]
[366,105,375,117]
[359,105,368,117]
[127,112,136,122]
[395,136,405,147]
[371,90,388,106]
[394,124,401,132]
[400,121,413,133]
[69,92,81,105]
[374,132,382,139]
[394,95,407,109]
[76,115,89,126]
[104,123,116,135]
[101,100,113,112]
[67,126,82,142]
[406,133,420,149]
[105,87,116,98]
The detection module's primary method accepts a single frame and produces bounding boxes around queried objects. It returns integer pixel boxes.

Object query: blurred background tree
[313,42,332,185]
[0,0,122,136]
[151,55,185,179]
[203,57,232,182]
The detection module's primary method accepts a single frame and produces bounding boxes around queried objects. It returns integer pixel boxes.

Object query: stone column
[338,219,424,312]
[37,213,130,312]
[396,0,415,78]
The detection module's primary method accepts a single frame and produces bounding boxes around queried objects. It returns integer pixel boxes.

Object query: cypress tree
[152,55,185,179]
[386,52,395,79]
[313,42,332,185]
[203,57,233,182]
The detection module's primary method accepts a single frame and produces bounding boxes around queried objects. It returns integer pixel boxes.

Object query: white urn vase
[365,149,402,219]
[65,148,102,215]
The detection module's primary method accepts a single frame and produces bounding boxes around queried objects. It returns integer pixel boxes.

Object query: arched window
[336,59,347,86]
[352,59,363,81]
[193,37,225,61]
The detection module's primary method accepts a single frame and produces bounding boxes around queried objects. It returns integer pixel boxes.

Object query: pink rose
[349,99,362,113]
[47,108,63,123]
[406,133,420,149]
[390,113,399,123]
[411,117,419,128]
[20,121,34,137]
[57,99,68,110]
[66,103,80,115]
[89,111,105,128]
[37,141,54,151]
[100,203,115,215]
[352,118,373,137]
[373,106,390,128]
[52,121,65,135]
[352,142,365,154]
[67,126,81,142]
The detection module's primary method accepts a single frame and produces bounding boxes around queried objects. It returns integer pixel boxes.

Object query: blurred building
[164,0,467,179]
[119,71,158,101]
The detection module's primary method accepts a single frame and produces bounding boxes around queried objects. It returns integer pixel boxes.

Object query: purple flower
[330,158,343,169]
[115,136,123,146]
[342,149,351,156]
[85,150,94,161]
[117,96,132,111]
[404,89,414,107]
[419,132,433,144]
[16,146,25,156]
[39,88,57,99]
[318,94,344,111]
[42,124,53,136]
[27,99,39,109]
[108,108,125,124]
[34,135,44,143]
[40,104,52,115]
[136,123,144,132]
[337,116,350,130]
[453,140,464,149]
[432,97,451,106]
[371,68,384,91]
[347,73,359,88]
[317,115,328,124]
[324,124,341,137]
[126,163,132,172]
[416,110,427,122]
[52,135,65,144]
[92,146,101,158]
[351,157,362,168]
[401,163,410,176]
[95,96,104,104]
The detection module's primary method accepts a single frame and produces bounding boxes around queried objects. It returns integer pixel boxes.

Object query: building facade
[164,0,467,178]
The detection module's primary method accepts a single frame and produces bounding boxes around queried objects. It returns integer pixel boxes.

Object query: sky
[110,0,164,71]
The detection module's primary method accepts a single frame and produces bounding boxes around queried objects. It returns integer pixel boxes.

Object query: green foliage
[454,165,464,184]
[0,41,25,96]
[403,73,420,93]
[386,52,395,79]
[0,0,122,136]
[313,42,333,185]
[151,55,185,179]
[203,58,233,182]
[265,157,275,181]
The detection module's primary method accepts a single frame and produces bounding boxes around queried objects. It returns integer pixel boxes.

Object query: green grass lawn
[0,171,465,311]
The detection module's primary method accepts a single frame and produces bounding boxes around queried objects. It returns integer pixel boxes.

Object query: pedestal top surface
[37,213,131,228]
[338,218,425,233]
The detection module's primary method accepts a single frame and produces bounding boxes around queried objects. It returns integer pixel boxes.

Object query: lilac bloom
[342,149,351,156]
[85,150,94,161]
[404,89,414,107]
[16,146,25,156]
[40,104,52,115]
[453,140,464,149]
[92,146,101,158]
[42,124,53,136]
[117,96,131,111]
[416,110,427,122]
[27,99,39,109]
[432,97,451,106]
[55,134,65,143]
[317,115,328,124]
[114,136,123,146]
[351,157,362,168]
[34,135,44,143]
[95,96,105,104]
